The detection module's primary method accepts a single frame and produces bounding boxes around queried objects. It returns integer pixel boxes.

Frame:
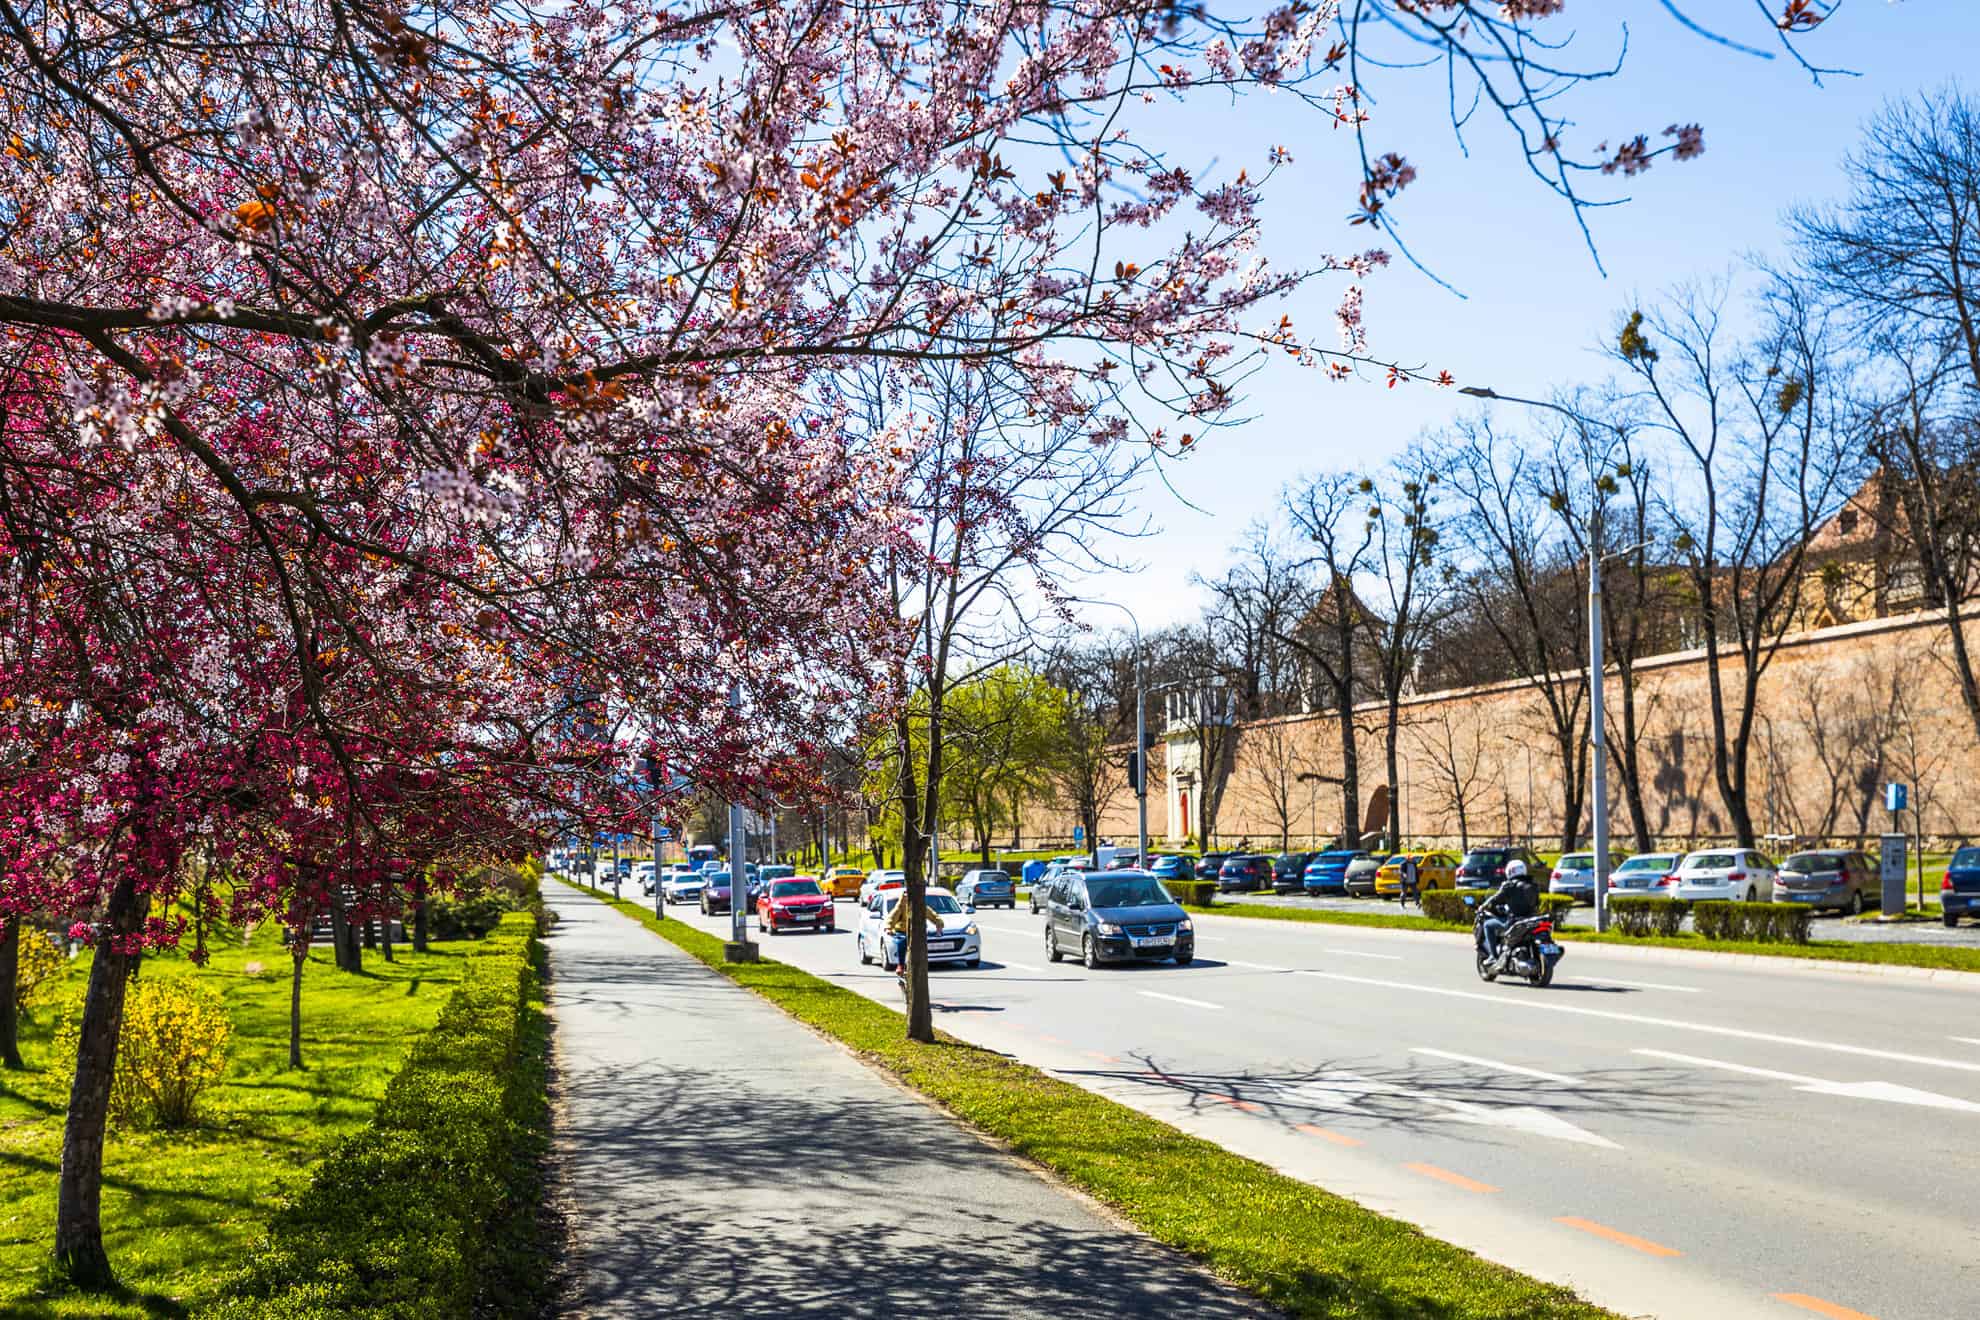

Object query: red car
[757,876,836,935]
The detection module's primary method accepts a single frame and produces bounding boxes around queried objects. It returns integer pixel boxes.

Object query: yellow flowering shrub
[13,927,66,1012]
[60,977,233,1128]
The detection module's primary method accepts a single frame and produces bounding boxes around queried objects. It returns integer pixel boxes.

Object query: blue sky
[1079,0,1974,631]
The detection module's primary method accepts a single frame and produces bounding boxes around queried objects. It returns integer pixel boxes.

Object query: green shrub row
[1692,899,1812,944]
[212,913,548,1319]
[1607,896,1691,938]
[1422,890,1577,927]
[1164,878,1218,907]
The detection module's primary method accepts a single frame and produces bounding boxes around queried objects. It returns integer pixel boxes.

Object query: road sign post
[1879,833,1908,918]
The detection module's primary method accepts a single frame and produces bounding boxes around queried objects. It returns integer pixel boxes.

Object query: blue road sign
[1886,782,1908,813]
[1072,825,1085,844]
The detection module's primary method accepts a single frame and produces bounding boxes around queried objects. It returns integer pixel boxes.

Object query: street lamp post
[724,681,756,961]
[1461,385,1649,933]
[1087,600,1149,870]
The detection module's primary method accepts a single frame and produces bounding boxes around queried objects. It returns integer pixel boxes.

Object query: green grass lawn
[566,879,1614,1320]
[0,926,470,1319]
[1210,899,1980,975]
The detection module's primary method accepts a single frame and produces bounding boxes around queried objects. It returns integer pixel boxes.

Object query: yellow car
[821,866,866,898]
[1375,851,1459,897]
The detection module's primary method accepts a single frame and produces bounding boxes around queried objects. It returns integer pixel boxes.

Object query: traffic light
[1126,750,1143,792]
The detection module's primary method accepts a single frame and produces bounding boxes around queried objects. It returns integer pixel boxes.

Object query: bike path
[543,884,1273,1318]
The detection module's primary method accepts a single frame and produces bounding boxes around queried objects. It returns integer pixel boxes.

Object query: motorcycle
[1467,896,1563,987]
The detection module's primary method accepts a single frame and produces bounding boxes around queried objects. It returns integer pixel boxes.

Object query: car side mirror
[965,903,976,914]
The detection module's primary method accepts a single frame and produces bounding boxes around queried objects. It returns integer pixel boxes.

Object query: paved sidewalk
[544,884,1272,1319]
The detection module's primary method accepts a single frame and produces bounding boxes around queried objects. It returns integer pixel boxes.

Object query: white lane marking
[1570,976,1701,994]
[1322,947,1405,961]
[995,961,1044,972]
[1293,969,1980,1076]
[1411,1047,1579,1086]
[1634,1048,1980,1113]
[1263,1073,1618,1148]
[1139,990,1223,1011]
[1951,1036,1980,1048]
[1225,959,1290,972]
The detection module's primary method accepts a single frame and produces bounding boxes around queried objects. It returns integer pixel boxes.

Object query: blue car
[1150,855,1196,886]
[1303,849,1369,895]
[1944,845,1980,927]
[957,868,1016,910]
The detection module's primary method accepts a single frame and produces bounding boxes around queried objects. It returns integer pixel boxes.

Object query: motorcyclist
[1478,858,1539,964]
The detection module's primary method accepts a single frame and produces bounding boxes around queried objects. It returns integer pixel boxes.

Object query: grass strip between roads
[1209,901,1980,975]
[567,881,1615,1320]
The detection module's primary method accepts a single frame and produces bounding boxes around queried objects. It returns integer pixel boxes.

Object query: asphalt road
[546,885,1272,1318]
[661,892,1980,1320]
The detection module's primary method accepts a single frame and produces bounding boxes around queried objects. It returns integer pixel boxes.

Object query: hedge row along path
[551,881,1614,1320]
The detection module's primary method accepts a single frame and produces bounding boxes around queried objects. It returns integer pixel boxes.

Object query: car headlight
[962,923,978,937]
[1095,921,1122,935]
[1178,918,1193,932]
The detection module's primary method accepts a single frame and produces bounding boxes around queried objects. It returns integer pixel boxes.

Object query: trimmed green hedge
[1692,899,1812,944]
[212,913,548,1319]
[1608,896,1690,938]
[1424,890,1576,927]
[1164,878,1218,907]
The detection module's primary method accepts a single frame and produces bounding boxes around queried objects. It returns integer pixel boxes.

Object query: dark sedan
[1043,870,1195,968]
[1194,851,1233,881]
[1217,854,1271,893]
[1302,849,1367,895]
[698,870,734,915]
[1454,845,1546,888]
[1271,851,1315,893]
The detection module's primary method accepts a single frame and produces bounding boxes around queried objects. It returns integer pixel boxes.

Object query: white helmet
[1504,859,1529,881]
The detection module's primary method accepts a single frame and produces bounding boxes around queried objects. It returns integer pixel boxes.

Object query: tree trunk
[1383,702,1403,848]
[288,939,306,1070]
[411,873,429,953]
[895,705,934,1045]
[1611,663,1654,853]
[1336,692,1359,847]
[54,873,149,1287]
[0,916,22,1070]
[379,904,394,962]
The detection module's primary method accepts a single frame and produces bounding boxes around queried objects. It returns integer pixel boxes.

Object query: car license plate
[787,911,813,920]
[1132,936,1173,949]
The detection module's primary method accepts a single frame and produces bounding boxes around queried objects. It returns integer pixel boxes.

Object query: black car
[1454,846,1547,889]
[698,870,734,915]
[1271,851,1316,893]
[1194,851,1233,881]
[1044,870,1195,968]
[1217,854,1271,893]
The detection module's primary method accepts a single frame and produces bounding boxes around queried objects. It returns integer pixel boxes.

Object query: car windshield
[1557,854,1593,869]
[1086,876,1172,908]
[770,880,822,897]
[1615,855,1676,873]
[1782,854,1842,873]
[705,871,729,884]
[1954,847,1980,869]
[1688,853,1738,870]
[976,871,1010,882]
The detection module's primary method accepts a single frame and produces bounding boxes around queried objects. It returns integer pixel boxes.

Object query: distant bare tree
[1616,278,1855,847]
[1278,471,1379,844]
[1366,446,1454,850]
[1445,415,1591,850]
[1241,718,1311,852]
[1411,707,1489,851]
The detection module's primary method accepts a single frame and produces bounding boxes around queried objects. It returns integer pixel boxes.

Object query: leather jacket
[1481,876,1539,921]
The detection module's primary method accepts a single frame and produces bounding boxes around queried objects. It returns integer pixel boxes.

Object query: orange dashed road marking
[1211,1094,1262,1113]
[1771,1293,1878,1320]
[1082,1050,1120,1065]
[1553,1216,1682,1258]
[1403,1162,1498,1194]
[1294,1123,1361,1147]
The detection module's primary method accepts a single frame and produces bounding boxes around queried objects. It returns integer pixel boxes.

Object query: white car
[663,868,709,905]
[855,888,981,968]
[1608,852,1683,894]
[860,869,907,905]
[632,861,658,894]
[1672,848,1777,903]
